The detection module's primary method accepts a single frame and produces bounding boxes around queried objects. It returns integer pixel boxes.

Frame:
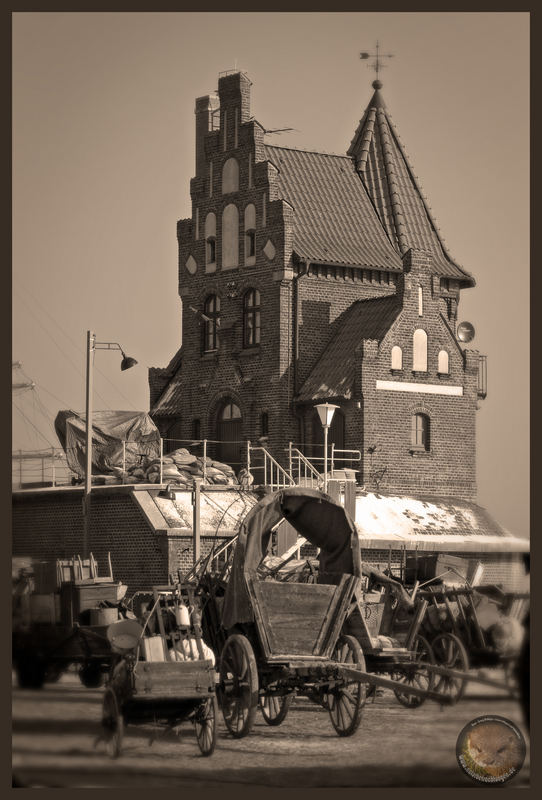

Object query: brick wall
[12,490,169,594]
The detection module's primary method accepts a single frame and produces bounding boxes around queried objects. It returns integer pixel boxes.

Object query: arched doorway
[311,407,345,469]
[215,399,243,471]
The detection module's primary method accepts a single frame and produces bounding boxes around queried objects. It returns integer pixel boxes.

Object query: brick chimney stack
[194,93,219,177]
[217,72,252,151]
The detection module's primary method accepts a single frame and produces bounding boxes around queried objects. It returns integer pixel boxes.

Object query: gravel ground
[12,670,529,788]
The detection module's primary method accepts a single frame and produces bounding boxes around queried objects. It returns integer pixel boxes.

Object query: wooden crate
[133,661,215,698]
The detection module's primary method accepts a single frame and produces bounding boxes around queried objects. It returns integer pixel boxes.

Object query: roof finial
[360,40,394,89]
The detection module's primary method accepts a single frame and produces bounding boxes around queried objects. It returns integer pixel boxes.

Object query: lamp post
[83,330,138,559]
[315,402,339,494]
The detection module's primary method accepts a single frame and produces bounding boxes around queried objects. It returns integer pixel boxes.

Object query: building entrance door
[216,400,243,472]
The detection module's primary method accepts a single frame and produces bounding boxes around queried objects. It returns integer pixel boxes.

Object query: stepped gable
[348,80,474,287]
[263,143,402,271]
[296,295,401,402]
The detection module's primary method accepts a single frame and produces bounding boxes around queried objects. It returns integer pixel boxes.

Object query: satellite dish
[457,321,475,343]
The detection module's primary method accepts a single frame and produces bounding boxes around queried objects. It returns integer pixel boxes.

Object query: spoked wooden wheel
[431,632,469,704]
[218,634,259,738]
[259,691,293,726]
[392,635,435,708]
[194,694,218,756]
[326,635,366,737]
[102,688,123,758]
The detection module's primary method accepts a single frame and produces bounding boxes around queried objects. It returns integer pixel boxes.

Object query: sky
[12,11,529,538]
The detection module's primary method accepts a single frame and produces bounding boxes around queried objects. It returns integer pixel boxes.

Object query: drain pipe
[292,259,310,447]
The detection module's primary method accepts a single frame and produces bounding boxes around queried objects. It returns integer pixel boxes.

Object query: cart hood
[222,487,360,630]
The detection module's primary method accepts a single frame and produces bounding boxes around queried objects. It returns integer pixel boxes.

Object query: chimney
[195,93,219,177]
[218,72,252,151]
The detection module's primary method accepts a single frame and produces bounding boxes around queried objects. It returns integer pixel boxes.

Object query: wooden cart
[215,488,452,740]
[417,584,529,702]
[101,584,218,758]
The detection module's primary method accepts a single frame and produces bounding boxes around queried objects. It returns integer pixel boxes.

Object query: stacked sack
[111,447,238,488]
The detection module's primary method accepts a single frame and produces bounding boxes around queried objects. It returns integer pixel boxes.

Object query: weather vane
[360,41,394,81]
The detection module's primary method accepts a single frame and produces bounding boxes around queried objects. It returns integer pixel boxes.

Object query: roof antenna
[360,40,394,88]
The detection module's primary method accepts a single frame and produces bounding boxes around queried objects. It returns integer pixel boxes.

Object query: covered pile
[132,447,237,487]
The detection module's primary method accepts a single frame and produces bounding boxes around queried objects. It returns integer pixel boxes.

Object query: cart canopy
[222,487,361,630]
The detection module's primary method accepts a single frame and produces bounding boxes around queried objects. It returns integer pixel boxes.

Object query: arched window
[413,329,428,372]
[222,204,239,268]
[391,345,403,370]
[205,212,216,271]
[411,413,430,451]
[220,401,241,420]
[260,411,269,437]
[222,158,239,193]
[243,288,261,347]
[244,204,256,265]
[438,350,449,374]
[202,295,220,352]
[192,419,201,440]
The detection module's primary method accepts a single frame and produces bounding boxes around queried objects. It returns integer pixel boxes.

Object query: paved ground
[12,670,529,788]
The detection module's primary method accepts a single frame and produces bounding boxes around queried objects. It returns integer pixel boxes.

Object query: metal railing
[287,443,322,488]
[246,441,295,490]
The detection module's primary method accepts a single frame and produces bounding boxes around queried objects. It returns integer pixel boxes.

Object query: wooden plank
[313,575,348,655]
[153,588,172,662]
[320,575,360,657]
[250,580,337,657]
[246,577,273,659]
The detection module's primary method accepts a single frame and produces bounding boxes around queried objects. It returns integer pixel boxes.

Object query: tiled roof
[263,144,403,271]
[348,87,474,287]
[296,295,400,402]
[150,346,184,416]
[353,491,529,552]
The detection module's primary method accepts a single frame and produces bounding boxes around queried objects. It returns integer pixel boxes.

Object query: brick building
[149,72,485,500]
[12,71,527,595]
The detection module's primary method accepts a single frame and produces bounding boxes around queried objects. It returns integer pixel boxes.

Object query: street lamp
[315,402,339,494]
[83,330,138,559]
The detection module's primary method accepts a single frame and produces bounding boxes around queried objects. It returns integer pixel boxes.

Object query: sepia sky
[12,11,529,538]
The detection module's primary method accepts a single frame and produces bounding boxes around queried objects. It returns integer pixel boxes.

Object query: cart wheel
[102,688,123,758]
[218,634,258,738]
[79,662,104,688]
[392,635,435,708]
[259,691,293,726]
[431,632,469,704]
[194,695,218,756]
[327,635,366,737]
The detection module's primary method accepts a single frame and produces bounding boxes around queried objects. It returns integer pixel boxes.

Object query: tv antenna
[360,41,394,81]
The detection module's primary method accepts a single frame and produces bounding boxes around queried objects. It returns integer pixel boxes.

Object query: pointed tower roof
[348,80,474,287]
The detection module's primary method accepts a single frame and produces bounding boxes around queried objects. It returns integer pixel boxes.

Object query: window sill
[409,447,431,457]
[205,262,217,273]
[437,372,450,379]
[239,346,261,359]
[244,256,256,267]
[201,351,219,361]
[411,370,428,377]
[390,369,403,376]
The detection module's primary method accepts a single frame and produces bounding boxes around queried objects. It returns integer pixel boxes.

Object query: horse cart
[417,583,529,702]
[206,488,453,740]
[101,583,218,758]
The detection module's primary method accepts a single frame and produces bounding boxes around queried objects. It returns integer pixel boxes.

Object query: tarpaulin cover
[54,410,160,477]
[222,487,361,630]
